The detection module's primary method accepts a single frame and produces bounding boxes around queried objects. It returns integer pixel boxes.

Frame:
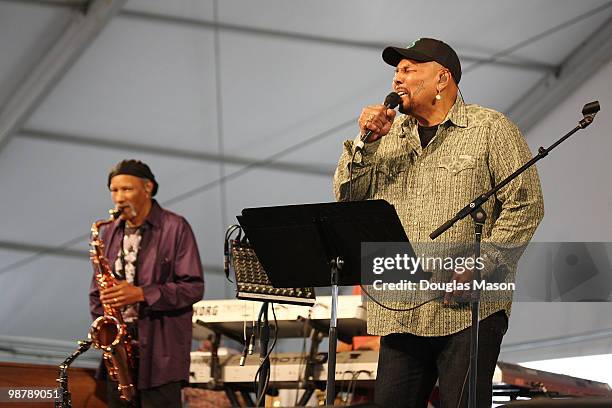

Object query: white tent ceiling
[0,0,611,366]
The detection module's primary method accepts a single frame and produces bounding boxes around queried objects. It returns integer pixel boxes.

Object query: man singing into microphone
[90,159,204,408]
[333,38,544,407]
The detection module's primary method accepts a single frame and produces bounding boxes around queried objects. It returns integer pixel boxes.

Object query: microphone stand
[55,340,93,408]
[256,302,270,407]
[429,101,600,408]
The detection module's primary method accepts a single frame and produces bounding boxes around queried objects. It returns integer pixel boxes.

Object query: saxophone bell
[88,315,124,351]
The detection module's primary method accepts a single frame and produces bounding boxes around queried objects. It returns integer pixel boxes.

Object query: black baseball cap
[382,38,462,84]
[108,159,158,196]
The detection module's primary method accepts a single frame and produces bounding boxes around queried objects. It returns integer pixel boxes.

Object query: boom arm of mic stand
[430,112,597,240]
[429,101,600,408]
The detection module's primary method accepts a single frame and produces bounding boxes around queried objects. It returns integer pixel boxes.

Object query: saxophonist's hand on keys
[100,280,145,308]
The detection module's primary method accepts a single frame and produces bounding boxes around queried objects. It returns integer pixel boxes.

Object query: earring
[435,90,442,101]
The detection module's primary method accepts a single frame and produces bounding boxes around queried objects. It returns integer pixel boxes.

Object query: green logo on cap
[407,38,420,48]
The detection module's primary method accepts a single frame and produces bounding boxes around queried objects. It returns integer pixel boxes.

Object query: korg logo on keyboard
[195,305,218,316]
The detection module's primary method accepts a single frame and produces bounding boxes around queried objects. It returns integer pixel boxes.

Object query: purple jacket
[89,200,204,389]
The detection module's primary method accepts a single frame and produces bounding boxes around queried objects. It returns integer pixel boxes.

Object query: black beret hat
[107,159,158,196]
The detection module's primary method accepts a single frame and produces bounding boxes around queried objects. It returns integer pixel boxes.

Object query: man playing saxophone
[89,159,204,408]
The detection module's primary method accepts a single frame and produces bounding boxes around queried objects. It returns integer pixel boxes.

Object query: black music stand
[237,199,416,405]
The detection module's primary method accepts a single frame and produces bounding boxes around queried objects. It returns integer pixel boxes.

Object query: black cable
[338,371,352,404]
[347,370,365,404]
[347,146,360,202]
[293,318,310,406]
[455,364,470,408]
[252,307,266,405]
[224,224,241,242]
[359,284,444,312]
[253,303,278,407]
[224,224,242,281]
[348,371,361,404]
[258,305,278,407]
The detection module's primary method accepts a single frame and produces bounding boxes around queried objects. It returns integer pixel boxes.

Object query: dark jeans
[374,310,507,408]
[106,380,182,408]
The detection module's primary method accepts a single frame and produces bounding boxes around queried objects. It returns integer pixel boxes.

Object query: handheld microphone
[355,92,401,150]
[579,100,601,129]
[582,100,600,116]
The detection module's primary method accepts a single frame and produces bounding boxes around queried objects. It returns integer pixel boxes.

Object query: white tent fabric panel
[216,30,387,161]
[0,1,72,109]
[216,33,546,162]
[500,57,612,363]
[223,165,334,213]
[451,65,545,114]
[124,0,215,21]
[0,249,28,275]
[527,59,612,243]
[0,136,114,244]
[25,15,220,153]
[0,253,92,340]
[0,136,223,248]
[214,0,608,64]
[159,191,226,269]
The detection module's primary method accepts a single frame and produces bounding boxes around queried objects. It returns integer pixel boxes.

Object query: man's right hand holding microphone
[357,92,401,145]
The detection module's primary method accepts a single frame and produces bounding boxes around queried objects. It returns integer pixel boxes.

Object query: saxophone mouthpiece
[109,207,122,219]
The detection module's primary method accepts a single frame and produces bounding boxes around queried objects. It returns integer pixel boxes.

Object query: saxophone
[88,209,136,402]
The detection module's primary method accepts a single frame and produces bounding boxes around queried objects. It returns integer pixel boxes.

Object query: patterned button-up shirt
[333,95,544,336]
